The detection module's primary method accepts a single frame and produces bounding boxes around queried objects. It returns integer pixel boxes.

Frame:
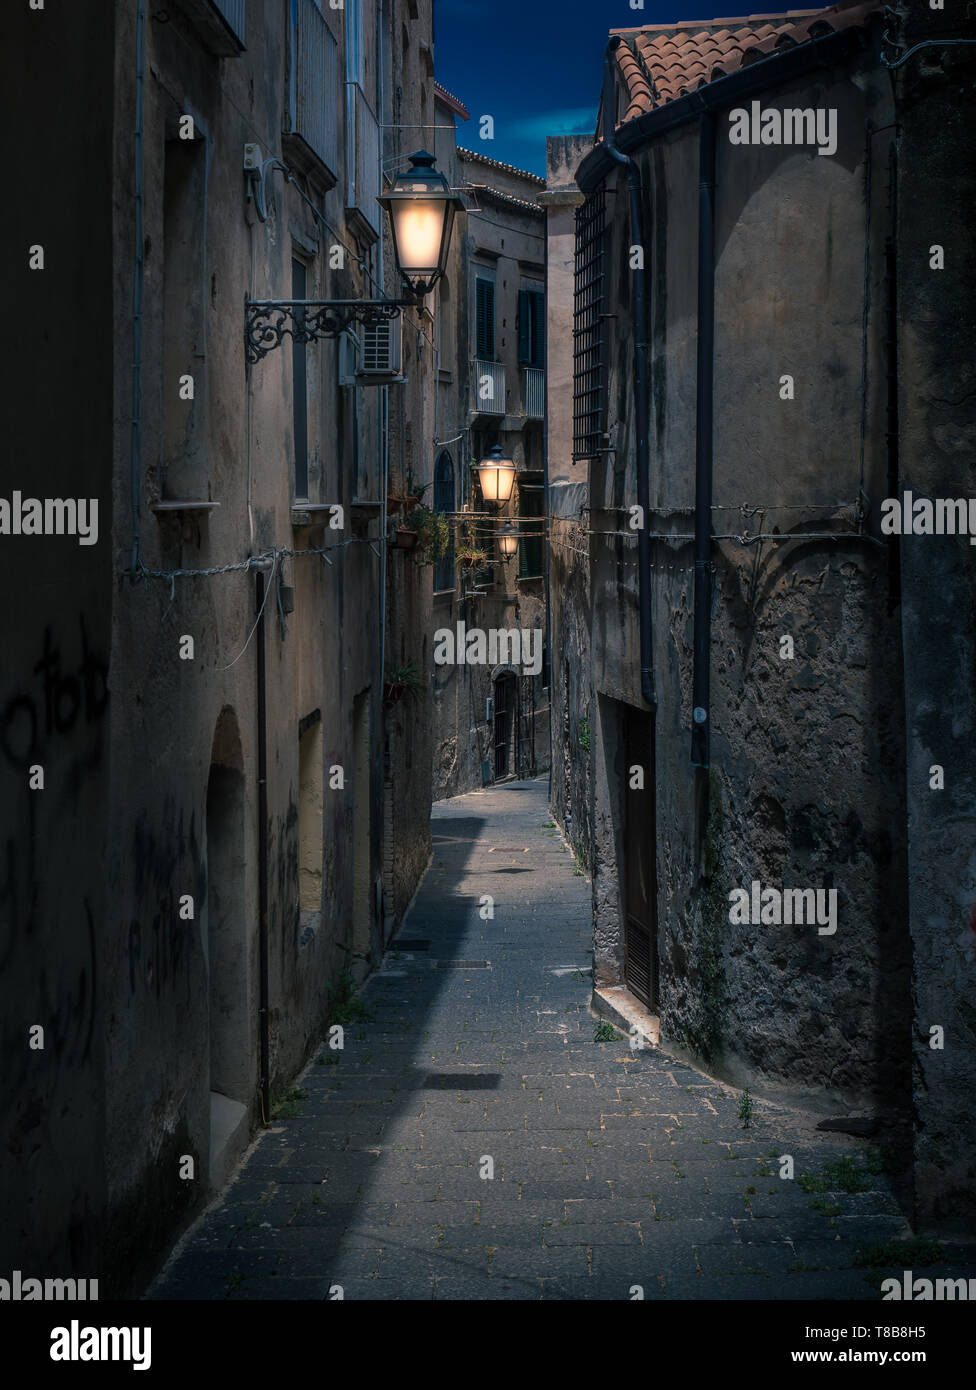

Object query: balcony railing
[471,360,505,415]
[284,0,340,182]
[524,367,545,419]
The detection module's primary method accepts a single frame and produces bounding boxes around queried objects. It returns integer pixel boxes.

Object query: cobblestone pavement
[150,778,973,1301]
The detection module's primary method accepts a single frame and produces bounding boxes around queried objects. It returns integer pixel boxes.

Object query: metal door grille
[573,188,608,460]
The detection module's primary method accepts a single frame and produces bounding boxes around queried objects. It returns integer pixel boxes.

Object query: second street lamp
[474,446,517,505]
[497,524,520,558]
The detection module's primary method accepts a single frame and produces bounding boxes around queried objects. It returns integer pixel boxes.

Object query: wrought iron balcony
[471,359,505,415]
[524,367,545,420]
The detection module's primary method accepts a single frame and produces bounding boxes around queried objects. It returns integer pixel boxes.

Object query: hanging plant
[456,545,488,569]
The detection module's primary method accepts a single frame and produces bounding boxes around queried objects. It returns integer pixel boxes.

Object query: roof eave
[577,22,871,196]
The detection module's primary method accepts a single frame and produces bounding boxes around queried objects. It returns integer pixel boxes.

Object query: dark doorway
[493,673,518,780]
[205,710,249,1186]
[622,704,658,1009]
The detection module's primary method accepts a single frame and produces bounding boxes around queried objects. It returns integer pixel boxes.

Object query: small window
[518,287,545,368]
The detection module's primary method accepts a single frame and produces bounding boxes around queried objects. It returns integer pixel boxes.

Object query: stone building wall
[567,50,912,1122]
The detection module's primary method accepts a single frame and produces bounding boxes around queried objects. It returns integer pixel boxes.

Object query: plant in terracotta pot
[383,661,426,709]
[456,544,488,570]
[387,471,430,514]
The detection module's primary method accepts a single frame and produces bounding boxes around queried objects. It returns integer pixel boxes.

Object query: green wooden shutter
[476,278,495,359]
[517,289,530,364]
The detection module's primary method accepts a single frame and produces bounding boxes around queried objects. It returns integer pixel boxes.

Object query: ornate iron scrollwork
[245,299,408,364]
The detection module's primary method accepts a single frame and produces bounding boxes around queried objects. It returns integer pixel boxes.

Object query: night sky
[433,0,734,176]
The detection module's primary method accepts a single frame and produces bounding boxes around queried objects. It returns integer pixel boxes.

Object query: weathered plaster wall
[584,56,910,1118]
[544,136,593,867]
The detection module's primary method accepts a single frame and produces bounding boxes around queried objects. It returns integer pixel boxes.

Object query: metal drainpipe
[253,561,271,1123]
[884,140,900,611]
[602,40,656,711]
[542,197,553,799]
[691,110,716,769]
[129,0,146,576]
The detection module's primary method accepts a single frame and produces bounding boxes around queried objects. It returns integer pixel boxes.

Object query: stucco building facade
[2,0,444,1294]
[428,121,551,800]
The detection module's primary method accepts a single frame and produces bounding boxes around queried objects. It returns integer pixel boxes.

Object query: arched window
[433,451,455,593]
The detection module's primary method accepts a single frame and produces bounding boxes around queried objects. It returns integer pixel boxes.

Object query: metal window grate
[573,189,608,460]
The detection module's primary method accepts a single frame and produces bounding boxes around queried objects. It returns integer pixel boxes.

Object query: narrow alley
[149,780,940,1302]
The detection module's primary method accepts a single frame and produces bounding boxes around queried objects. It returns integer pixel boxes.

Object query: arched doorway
[492,669,518,781]
[205,707,249,1185]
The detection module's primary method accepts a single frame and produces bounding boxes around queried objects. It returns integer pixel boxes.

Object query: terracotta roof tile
[609,0,881,125]
[456,147,547,186]
[433,82,470,121]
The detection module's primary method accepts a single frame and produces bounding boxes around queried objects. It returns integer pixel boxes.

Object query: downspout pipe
[129,0,146,576]
[252,560,271,1124]
[691,110,716,769]
[602,40,656,711]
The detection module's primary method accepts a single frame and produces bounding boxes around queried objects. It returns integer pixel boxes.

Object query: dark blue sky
[433,0,722,176]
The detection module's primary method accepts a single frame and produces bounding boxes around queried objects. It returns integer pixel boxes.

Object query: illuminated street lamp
[378,150,464,297]
[474,446,517,505]
[497,523,520,558]
[245,150,462,362]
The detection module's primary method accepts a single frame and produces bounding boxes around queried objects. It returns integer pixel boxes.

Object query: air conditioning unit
[357,316,404,385]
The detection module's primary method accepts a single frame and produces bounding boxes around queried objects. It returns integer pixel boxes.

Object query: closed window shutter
[476,278,495,360]
[517,289,530,364]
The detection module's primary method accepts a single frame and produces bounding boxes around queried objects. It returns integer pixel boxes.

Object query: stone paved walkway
[149,778,971,1301]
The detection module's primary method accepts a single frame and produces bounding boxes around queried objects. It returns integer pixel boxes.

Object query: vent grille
[359,317,402,380]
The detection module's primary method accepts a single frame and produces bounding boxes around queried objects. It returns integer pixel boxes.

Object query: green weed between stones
[271,1086,308,1119]
[738,1088,754,1127]
[854,1237,943,1270]
[593,1021,617,1042]
[799,1148,885,1195]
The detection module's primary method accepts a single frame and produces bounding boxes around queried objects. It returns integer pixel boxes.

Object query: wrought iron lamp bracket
[245,297,415,364]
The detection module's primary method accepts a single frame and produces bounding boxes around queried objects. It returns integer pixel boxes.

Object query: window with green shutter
[518,486,544,580]
[476,277,495,360]
[518,287,545,367]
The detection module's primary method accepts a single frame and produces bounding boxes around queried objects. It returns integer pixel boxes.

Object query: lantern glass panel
[392,200,447,276]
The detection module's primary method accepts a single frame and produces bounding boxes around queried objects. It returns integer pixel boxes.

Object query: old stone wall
[582,54,910,1118]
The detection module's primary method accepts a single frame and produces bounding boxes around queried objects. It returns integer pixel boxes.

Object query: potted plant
[456,544,488,570]
[383,661,426,709]
[387,470,430,514]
